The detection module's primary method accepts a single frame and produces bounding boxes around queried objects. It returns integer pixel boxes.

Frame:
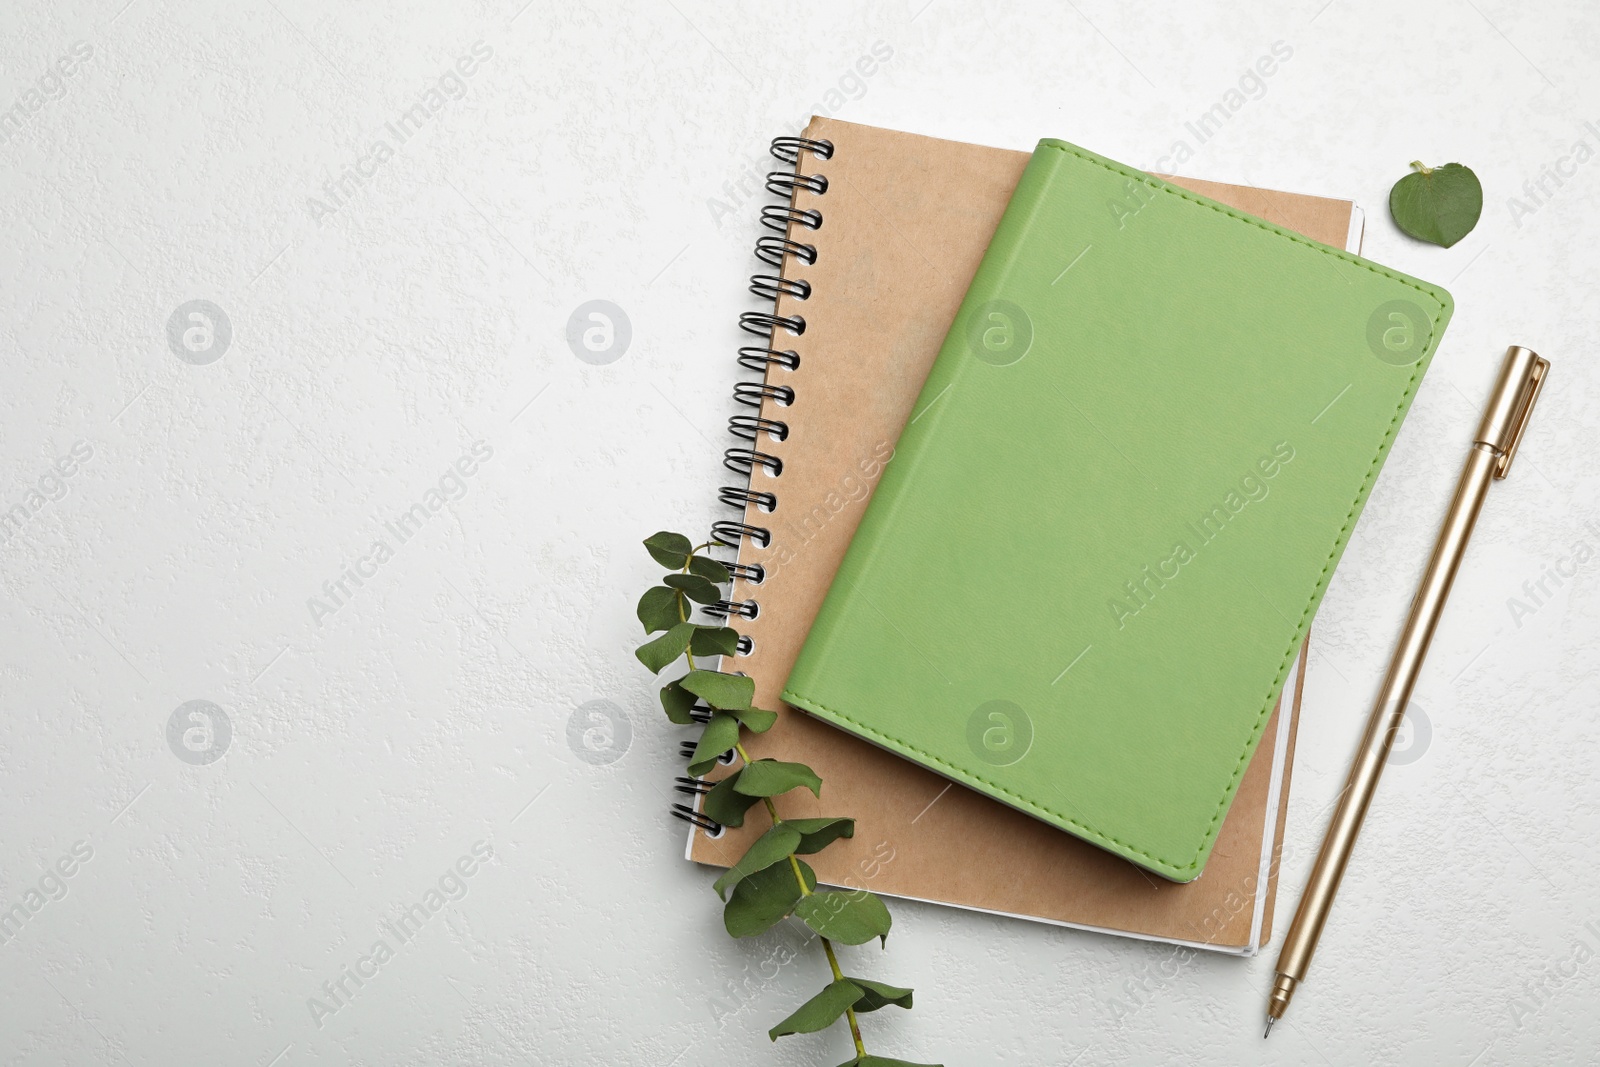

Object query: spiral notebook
[677,117,1362,951]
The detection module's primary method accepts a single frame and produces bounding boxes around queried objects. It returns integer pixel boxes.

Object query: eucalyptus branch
[636,531,940,1067]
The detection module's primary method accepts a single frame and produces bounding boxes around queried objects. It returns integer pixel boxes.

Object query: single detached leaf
[681,669,754,711]
[734,759,823,799]
[688,554,732,584]
[687,712,742,776]
[793,890,892,946]
[635,622,694,674]
[845,977,913,1013]
[768,979,864,1040]
[724,858,815,938]
[837,1058,945,1067]
[689,626,740,657]
[730,705,778,734]
[636,585,681,634]
[659,678,697,725]
[664,572,720,605]
[1389,161,1482,248]
[785,816,855,854]
[644,531,693,569]
[713,823,802,899]
[702,772,762,828]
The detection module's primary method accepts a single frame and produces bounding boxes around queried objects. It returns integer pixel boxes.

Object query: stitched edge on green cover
[782,139,1450,880]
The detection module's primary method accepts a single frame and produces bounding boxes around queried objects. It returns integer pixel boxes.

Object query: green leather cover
[782,139,1453,881]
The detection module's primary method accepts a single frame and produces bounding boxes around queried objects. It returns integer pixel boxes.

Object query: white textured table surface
[1,1,1595,1064]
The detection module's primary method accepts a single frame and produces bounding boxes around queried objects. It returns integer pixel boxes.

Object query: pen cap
[1474,345,1549,478]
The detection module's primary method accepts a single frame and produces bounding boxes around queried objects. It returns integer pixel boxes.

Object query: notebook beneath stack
[682,117,1375,952]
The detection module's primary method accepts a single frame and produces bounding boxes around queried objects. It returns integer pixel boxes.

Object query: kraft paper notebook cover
[781,135,1452,883]
[681,117,1362,952]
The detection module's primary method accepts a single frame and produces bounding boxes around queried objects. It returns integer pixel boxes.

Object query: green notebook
[782,139,1452,882]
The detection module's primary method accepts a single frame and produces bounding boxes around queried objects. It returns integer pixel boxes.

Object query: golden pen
[1265,345,1550,1037]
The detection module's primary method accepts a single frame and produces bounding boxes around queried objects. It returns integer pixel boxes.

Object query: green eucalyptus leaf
[724,858,815,938]
[1389,161,1482,248]
[713,823,802,900]
[785,816,855,854]
[644,531,693,569]
[768,979,864,1041]
[689,625,740,657]
[634,622,695,674]
[836,1058,945,1067]
[730,705,778,733]
[681,669,754,711]
[664,572,721,605]
[659,678,697,725]
[637,585,682,634]
[734,759,823,799]
[687,712,742,776]
[688,554,732,584]
[845,977,914,1012]
[793,889,892,946]
[702,772,762,828]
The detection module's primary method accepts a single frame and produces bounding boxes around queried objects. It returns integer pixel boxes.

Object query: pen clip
[1476,346,1550,480]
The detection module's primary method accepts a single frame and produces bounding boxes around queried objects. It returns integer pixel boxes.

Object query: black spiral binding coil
[670,134,833,836]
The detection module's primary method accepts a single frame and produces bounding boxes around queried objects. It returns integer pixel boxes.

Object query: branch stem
[677,547,867,1061]
[823,938,867,1058]
[733,741,864,1056]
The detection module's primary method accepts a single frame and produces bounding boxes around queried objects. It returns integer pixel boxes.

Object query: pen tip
[1263,1016,1275,1039]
